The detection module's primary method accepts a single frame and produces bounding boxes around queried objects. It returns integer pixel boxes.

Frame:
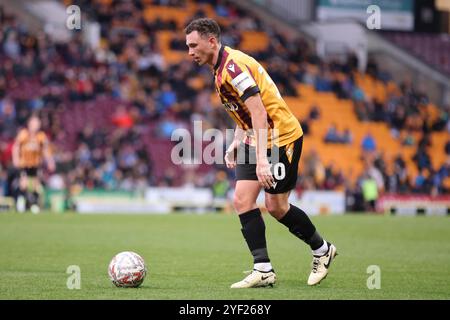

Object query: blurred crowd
[1,0,449,212]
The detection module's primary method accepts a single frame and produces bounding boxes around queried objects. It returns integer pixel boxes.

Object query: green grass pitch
[0,212,449,300]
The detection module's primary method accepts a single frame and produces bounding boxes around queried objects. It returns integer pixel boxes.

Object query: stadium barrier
[294,190,346,215]
[246,190,346,215]
[377,195,450,216]
[0,197,15,212]
[73,187,227,214]
[62,188,346,215]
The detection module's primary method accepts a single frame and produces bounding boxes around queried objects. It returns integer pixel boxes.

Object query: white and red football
[108,251,147,288]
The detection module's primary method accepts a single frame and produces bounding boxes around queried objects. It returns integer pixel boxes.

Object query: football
[108,251,147,288]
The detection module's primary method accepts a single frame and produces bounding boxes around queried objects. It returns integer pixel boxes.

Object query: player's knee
[265,198,289,219]
[19,178,27,190]
[233,194,254,213]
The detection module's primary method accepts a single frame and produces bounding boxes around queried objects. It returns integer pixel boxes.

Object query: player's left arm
[42,135,55,173]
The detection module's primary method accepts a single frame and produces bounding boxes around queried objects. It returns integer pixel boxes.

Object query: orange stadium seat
[240,31,269,52]
[144,5,192,28]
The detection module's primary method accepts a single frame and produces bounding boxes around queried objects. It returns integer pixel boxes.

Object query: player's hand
[225,143,238,169]
[225,149,236,168]
[256,158,274,189]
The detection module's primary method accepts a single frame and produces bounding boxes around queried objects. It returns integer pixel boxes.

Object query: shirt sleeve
[16,129,27,144]
[38,132,49,148]
[224,59,260,102]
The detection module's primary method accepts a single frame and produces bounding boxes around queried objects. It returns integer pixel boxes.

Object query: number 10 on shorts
[272,163,286,180]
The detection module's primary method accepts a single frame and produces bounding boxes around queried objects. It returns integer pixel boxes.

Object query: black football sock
[16,188,26,199]
[278,204,325,250]
[239,208,270,264]
[25,190,34,210]
[32,191,40,206]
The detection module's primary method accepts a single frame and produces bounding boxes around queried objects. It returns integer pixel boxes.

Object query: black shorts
[19,167,39,178]
[235,136,303,194]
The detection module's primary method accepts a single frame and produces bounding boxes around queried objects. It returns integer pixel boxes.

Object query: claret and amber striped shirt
[213,45,303,147]
[15,129,49,168]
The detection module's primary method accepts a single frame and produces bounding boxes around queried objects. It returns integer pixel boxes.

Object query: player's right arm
[12,130,24,168]
[225,125,245,169]
[244,93,274,189]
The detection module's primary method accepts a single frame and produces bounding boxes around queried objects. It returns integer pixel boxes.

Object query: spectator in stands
[372,99,386,122]
[361,172,378,212]
[431,105,449,131]
[170,34,188,51]
[3,30,20,59]
[346,51,359,72]
[302,149,325,189]
[215,1,231,17]
[341,128,353,144]
[346,181,365,212]
[353,100,368,121]
[384,165,397,194]
[157,111,188,139]
[364,159,385,193]
[117,144,139,172]
[323,163,345,190]
[314,70,333,92]
[78,125,106,150]
[157,82,177,114]
[160,167,177,186]
[436,158,450,194]
[137,46,166,73]
[413,169,427,193]
[445,138,450,156]
[324,124,340,144]
[402,129,416,146]
[0,139,13,171]
[308,105,320,120]
[361,132,376,153]
[0,98,17,134]
[352,86,365,103]
[112,105,134,129]
[413,146,431,171]
[373,151,387,176]
[100,160,117,190]
[212,170,230,199]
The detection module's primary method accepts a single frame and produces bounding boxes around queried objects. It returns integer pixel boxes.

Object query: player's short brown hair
[184,18,221,41]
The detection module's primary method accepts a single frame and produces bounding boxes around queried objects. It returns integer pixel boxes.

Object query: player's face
[28,118,41,133]
[186,31,214,66]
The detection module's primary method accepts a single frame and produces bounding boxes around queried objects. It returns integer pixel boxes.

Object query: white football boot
[307,242,338,286]
[230,269,276,288]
